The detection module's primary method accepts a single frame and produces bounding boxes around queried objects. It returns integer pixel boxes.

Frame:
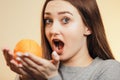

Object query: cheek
[64,23,85,38]
[64,24,86,47]
[72,27,86,45]
[45,28,50,41]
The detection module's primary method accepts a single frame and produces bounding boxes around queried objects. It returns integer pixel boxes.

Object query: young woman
[3,0,120,80]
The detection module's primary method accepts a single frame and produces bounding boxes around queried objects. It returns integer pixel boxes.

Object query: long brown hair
[41,0,115,60]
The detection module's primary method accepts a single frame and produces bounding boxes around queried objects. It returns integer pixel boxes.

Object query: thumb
[51,51,60,67]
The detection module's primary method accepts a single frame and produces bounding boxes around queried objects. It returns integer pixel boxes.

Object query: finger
[16,53,53,76]
[21,59,47,79]
[2,48,13,66]
[19,68,33,78]
[10,59,19,67]
[51,51,60,67]
[17,56,39,69]
[10,59,22,74]
[17,52,47,66]
[16,56,43,74]
[2,49,30,76]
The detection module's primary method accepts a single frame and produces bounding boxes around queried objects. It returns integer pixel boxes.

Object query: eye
[44,18,53,25]
[62,17,70,24]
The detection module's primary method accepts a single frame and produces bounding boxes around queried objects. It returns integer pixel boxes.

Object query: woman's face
[44,0,91,61]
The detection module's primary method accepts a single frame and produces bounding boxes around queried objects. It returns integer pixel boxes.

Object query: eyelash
[44,17,70,26]
[61,17,70,24]
[44,18,53,25]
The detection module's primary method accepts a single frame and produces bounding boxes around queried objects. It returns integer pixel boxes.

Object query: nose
[49,21,61,36]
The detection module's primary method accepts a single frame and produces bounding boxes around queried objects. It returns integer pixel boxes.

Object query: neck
[61,46,93,67]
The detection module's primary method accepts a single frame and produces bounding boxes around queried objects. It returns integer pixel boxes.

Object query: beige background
[0,0,120,80]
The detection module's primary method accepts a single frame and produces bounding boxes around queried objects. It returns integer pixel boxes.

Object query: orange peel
[14,39,42,58]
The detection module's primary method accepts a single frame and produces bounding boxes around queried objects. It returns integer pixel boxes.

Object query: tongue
[58,42,63,50]
[54,42,63,55]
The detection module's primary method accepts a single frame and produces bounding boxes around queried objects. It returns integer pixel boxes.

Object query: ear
[84,26,92,36]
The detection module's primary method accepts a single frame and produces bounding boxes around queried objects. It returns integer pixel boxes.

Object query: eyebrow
[45,11,73,16]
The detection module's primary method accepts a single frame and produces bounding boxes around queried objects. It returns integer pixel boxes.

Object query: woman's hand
[2,48,35,80]
[16,51,60,80]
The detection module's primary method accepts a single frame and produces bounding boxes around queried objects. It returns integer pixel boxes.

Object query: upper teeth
[53,40,64,50]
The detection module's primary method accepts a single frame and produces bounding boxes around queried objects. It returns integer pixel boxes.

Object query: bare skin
[2,0,94,80]
[2,48,60,80]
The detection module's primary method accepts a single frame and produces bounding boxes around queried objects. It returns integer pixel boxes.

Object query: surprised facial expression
[44,0,91,61]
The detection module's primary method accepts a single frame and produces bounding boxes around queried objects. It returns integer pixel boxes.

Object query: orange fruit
[14,39,42,58]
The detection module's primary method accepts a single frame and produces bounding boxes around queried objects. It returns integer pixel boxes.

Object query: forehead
[45,0,79,14]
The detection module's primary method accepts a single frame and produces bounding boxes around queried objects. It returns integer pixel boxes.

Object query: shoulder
[97,58,120,80]
[102,59,120,71]
[103,59,120,67]
[92,57,120,69]
[94,57,120,69]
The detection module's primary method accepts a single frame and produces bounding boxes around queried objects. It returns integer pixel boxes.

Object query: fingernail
[18,64,23,67]
[10,60,14,63]
[53,51,58,57]
[24,53,29,56]
[16,52,22,57]
[9,50,13,55]
[16,57,21,61]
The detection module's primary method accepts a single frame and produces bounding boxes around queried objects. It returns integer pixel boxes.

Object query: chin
[59,55,70,62]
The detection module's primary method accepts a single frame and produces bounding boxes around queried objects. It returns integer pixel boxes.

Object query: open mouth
[52,39,64,54]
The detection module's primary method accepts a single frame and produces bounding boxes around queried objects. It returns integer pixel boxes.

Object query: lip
[51,38,64,55]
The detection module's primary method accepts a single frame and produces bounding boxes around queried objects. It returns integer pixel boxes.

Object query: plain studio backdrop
[0,0,120,80]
